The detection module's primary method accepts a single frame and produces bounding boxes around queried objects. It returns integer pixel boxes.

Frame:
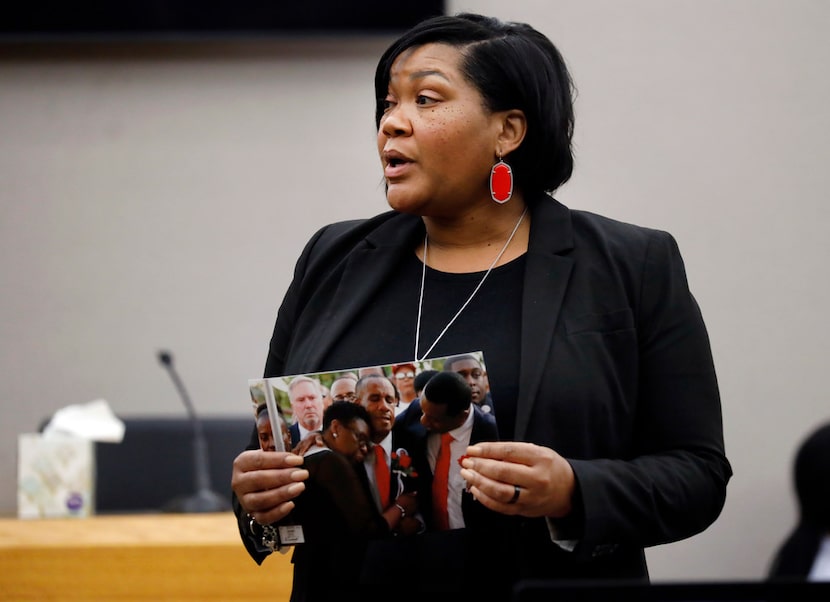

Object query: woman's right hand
[231,449,309,525]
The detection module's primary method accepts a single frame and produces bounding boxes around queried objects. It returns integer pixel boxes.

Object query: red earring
[490,157,513,204]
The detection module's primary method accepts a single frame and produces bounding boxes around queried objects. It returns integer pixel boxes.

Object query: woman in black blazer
[232,12,732,599]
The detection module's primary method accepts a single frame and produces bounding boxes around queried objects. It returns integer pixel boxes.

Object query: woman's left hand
[459,441,574,518]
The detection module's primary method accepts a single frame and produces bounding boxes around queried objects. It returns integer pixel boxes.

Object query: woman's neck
[419,199,530,273]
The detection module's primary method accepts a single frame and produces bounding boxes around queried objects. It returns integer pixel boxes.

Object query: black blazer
[288,422,301,450]
[240,194,731,584]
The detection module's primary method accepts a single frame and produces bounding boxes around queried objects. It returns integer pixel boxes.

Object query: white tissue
[41,398,125,443]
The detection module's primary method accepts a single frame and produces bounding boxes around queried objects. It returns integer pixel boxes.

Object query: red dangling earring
[490,156,513,204]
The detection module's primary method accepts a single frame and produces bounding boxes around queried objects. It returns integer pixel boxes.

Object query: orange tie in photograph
[432,432,452,531]
[374,445,391,507]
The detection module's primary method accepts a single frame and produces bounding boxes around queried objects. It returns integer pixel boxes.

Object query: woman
[255,403,293,453]
[282,401,415,601]
[232,12,731,598]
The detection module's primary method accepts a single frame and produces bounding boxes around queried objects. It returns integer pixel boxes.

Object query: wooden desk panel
[0,513,293,601]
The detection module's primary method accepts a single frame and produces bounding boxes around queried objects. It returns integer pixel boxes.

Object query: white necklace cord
[414,206,529,362]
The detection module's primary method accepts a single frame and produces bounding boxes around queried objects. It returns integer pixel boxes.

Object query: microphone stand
[157,350,229,513]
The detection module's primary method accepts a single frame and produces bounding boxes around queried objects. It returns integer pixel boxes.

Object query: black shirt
[321,251,525,440]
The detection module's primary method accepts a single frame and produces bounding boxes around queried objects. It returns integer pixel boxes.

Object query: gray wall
[1,0,828,582]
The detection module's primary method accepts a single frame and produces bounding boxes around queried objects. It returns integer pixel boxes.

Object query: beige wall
[1,0,829,582]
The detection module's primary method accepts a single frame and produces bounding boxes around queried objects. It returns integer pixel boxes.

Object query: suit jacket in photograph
[362,432,412,512]
[394,398,500,531]
[289,422,301,450]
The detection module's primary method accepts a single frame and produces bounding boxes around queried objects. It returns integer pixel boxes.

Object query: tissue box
[17,432,95,519]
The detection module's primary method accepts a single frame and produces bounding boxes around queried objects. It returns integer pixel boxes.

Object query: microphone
[157,349,229,513]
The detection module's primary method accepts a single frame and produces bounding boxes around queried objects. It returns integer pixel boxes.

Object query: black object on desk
[94,416,251,514]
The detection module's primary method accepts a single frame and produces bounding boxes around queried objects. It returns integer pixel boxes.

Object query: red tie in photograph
[374,445,391,507]
[432,432,452,531]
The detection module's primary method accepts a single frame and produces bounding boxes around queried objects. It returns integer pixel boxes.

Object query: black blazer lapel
[514,196,575,440]
[297,214,424,371]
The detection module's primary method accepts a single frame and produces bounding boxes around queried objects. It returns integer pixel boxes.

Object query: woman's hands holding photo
[459,441,575,518]
[231,450,309,525]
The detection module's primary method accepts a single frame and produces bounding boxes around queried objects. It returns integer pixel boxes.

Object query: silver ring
[508,484,521,504]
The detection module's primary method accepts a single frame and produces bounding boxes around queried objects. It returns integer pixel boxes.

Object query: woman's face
[377,43,504,217]
[256,413,275,452]
[331,418,371,463]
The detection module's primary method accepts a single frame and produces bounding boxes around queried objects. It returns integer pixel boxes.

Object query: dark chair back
[93,416,252,513]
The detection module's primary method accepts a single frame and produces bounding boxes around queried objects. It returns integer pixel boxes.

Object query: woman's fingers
[464,441,550,465]
[460,441,574,518]
[231,450,309,522]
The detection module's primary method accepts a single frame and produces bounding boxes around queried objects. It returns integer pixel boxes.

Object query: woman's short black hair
[322,400,372,432]
[374,12,575,196]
